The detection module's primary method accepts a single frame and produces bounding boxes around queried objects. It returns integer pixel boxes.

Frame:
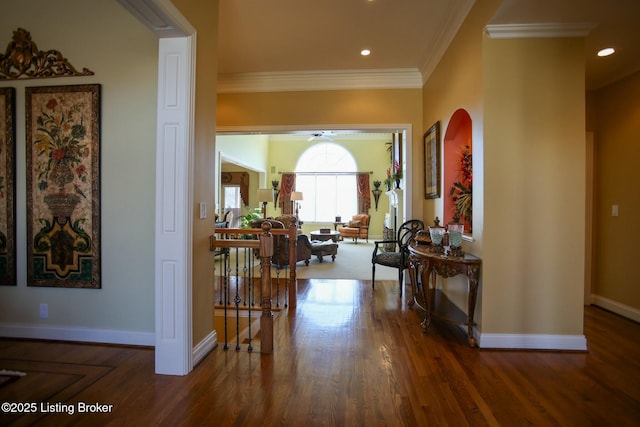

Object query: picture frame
[424,121,441,199]
[25,84,101,288]
[0,87,16,286]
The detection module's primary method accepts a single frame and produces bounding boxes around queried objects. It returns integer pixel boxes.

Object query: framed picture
[25,84,101,288]
[0,87,16,286]
[424,121,441,199]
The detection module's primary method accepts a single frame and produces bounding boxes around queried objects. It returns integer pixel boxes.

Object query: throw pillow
[348,220,361,227]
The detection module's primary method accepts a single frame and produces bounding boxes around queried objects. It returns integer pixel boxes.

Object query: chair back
[397,219,425,253]
[352,214,370,227]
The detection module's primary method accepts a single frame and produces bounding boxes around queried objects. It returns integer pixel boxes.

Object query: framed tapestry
[424,121,441,199]
[26,84,101,288]
[0,87,16,286]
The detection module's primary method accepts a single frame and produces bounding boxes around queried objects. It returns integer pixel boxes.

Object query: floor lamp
[258,188,274,219]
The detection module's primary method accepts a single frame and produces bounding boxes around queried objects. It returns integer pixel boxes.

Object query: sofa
[338,214,370,243]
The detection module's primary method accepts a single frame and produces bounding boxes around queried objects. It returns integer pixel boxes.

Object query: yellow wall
[483,36,586,335]
[591,71,640,311]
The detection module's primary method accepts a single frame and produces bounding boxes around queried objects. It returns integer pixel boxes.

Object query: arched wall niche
[443,108,472,231]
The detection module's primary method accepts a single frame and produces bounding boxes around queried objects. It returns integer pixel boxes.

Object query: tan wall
[591,71,640,310]
[423,0,587,338]
[483,36,586,335]
[172,0,219,346]
[421,0,501,320]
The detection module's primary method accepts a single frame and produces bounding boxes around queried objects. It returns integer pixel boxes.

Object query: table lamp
[257,188,274,218]
[290,191,303,218]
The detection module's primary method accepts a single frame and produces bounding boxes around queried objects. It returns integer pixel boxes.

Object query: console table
[407,243,481,347]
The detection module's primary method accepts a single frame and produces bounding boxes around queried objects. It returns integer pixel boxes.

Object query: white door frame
[117,0,197,376]
[154,36,195,375]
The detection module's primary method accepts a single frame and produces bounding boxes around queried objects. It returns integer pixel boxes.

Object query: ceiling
[218,0,640,91]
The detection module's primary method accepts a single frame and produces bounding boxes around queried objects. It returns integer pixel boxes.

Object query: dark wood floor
[1,278,640,426]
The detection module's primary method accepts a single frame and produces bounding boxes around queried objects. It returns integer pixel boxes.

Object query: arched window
[295,143,358,222]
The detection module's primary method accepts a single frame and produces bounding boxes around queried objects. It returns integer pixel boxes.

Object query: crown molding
[484,22,596,39]
[217,68,423,93]
[420,0,475,84]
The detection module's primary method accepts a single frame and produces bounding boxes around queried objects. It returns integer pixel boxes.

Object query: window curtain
[279,173,296,214]
[356,173,371,213]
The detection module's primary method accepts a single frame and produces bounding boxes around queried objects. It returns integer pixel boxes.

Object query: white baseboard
[479,333,587,351]
[193,330,217,366]
[591,295,640,323]
[0,323,154,346]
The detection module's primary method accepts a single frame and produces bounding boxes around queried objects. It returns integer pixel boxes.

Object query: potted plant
[449,145,472,229]
[239,206,262,228]
[391,160,402,188]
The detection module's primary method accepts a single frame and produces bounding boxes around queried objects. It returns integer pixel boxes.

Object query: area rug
[297,241,397,280]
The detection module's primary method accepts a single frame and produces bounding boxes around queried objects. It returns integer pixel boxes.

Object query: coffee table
[310,230,340,242]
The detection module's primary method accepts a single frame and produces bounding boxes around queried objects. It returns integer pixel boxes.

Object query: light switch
[611,205,619,217]
[199,202,207,219]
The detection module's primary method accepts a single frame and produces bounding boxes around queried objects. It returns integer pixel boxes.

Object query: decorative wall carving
[0,28,94,80]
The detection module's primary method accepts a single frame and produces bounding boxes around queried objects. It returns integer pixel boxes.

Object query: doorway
[216,124,413,227]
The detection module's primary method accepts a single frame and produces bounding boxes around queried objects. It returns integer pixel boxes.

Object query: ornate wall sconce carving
[271,180,280,208]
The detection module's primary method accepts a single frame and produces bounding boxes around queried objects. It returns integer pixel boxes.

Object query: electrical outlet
[39,303,48,318]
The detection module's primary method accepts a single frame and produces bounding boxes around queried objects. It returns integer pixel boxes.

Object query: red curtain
[356,173,371,213]
[279,173,296,214]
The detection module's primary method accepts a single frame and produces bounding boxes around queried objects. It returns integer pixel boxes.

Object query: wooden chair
[371,219,424,296]
[338,214,370,243]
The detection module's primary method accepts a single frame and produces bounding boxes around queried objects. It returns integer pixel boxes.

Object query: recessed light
[597,47,615,57]
[361,49,371,56]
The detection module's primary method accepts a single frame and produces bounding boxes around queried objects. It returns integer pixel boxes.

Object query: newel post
[259,222,274,354]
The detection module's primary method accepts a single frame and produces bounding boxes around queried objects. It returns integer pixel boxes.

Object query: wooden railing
[209,222,298,354]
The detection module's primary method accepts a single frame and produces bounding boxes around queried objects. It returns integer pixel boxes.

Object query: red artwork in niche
[443,109,472,231]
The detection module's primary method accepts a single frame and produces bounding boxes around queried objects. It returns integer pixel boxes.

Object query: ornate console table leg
[466,266,480,347]
[408,259,417,307]
[421,264,433,331]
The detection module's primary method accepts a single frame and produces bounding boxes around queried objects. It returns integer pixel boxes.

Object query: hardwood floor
[1,278,639,426]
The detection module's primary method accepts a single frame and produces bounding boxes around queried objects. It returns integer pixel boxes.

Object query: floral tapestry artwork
[0,87,16,286]
[26,84,100,288]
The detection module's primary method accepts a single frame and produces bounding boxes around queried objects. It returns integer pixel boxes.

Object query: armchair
[250,218,311,267]
[371,219,424,296]
[338,214,370,243]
